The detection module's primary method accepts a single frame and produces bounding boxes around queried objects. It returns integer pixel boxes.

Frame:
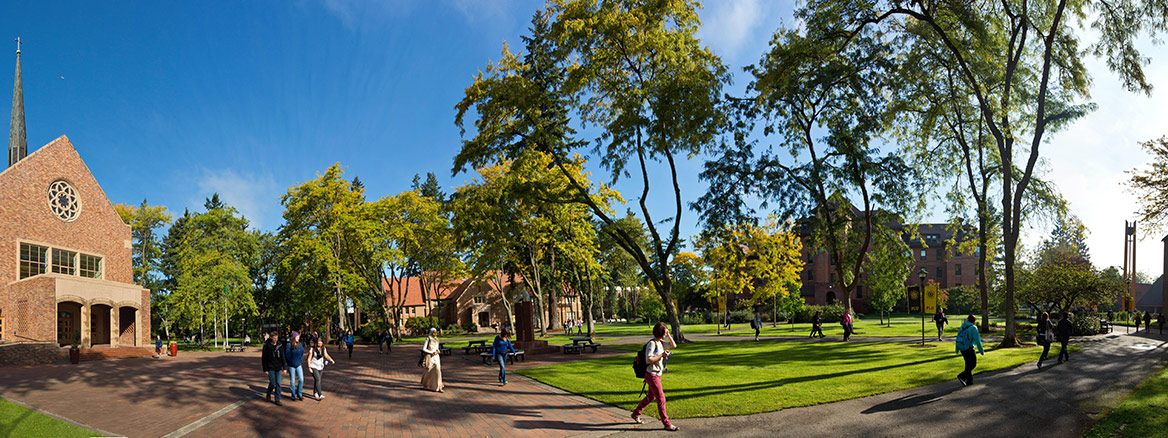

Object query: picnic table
[438,342,452,356]
[480,350,526,365]
[562,336,601,354]
[226,344,245,352]
[461,340,492,355]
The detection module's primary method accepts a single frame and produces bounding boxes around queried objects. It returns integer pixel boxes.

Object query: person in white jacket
[308,339,335,400]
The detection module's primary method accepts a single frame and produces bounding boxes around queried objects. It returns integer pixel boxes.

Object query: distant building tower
[8,37,26,168]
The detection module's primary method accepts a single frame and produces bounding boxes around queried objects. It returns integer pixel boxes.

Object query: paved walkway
[0,343,638,438]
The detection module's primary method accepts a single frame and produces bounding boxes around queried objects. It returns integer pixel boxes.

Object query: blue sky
[2,1,1166,275]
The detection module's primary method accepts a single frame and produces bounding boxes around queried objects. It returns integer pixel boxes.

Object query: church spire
[8,37,27,168]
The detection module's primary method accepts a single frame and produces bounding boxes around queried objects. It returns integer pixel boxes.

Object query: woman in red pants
[631,322,679,431]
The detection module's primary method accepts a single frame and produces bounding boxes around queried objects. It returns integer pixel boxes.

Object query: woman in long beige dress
[421,328,444,392]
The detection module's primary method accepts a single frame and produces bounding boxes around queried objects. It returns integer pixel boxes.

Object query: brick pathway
[0,344,639,438]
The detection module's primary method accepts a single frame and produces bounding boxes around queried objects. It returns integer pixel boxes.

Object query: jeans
[633,373,672,427]
[958,348,977,384]
[288,365,304,398]
[346,344,353,359]
[810,324,824,338]
[843,323,853,341]
[936,325,944,339]
[266,370,282,401]
[1058,340,1070,362]
[311,368,323,396]
[495,354,507,382]
[1038,338,1051,364]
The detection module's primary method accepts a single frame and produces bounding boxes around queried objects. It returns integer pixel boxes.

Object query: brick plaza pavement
[0,343,643,438]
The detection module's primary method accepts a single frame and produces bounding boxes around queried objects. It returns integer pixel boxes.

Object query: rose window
[48,180,80,222]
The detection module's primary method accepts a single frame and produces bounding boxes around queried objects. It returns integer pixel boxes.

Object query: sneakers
[631,413,643,424]
[665,424,679,431]
[957,377,968,386]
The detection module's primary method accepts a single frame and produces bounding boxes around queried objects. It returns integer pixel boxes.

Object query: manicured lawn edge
[0,396,103,437]
[516,340,1076,419]
[1085,361,1168,437]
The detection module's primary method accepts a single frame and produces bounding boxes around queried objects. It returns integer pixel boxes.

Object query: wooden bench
[562,344,584,354]
[584,342,601,353]
[1100,319,1112,334]
[462,340,491,355]
[479,350,526,364]
[226,344,245,352]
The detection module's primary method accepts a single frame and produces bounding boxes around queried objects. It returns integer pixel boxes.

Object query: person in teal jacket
[955,315,984,386]
[492,329,517,385]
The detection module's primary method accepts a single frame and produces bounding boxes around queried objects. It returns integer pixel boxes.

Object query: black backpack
[633,347,648,379]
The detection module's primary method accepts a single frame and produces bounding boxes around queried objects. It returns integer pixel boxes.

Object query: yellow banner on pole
[924,283,938,314]
[716,295,726,313]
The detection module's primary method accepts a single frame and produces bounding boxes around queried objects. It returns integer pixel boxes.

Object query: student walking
[1056,311,1073,363]
[308,339,335,400]
[420,328,444,392]
[262,332,285,405]
[809,311,825,338]
[1158,313,1165,335]
[1035,312,1053,368]
[377,331,386,354]
[493,329,516,385]
[752,311,762,341]
[842,312,854,341]
[1144,312,1153,334]
[631,322,679,432]
[933,309,948,341]
[285,338,306,401]
[955,315,984,386]
[343,331,355,359]
[154,335,164,359]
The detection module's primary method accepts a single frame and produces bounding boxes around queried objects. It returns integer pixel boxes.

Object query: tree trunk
[548,249,560,331]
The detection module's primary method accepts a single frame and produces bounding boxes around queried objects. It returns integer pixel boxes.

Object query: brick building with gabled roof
[0,47,150,348]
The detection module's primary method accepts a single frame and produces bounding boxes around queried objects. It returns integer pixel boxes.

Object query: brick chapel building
[0,45,150,348]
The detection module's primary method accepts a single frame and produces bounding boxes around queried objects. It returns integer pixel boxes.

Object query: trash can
[69,345,80,364]
[169,342,178,357]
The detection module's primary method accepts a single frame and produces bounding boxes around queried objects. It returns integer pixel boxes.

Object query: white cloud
[192,169,281,231]
[697,0,779,66]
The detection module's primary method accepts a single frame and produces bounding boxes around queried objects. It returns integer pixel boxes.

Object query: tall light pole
[919,268,928,346]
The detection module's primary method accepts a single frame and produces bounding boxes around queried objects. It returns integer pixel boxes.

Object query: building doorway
[118,307,137,346]
[57,301,82,346]
[91,304,111,345]
[826,291,837,306]
[477,312,490,328]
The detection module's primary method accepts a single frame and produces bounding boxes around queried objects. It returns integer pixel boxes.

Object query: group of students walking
[261,331,336,405]
[1131,311,1167,334]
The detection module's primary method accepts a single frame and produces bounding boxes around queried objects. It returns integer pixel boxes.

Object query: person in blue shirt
[955,315,985,386]
[344,331,355,359]
[154,335,164,359]
[284,338,306,401]
[492,329,517,385]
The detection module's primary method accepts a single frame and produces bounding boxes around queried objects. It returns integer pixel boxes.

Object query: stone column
[110,307,119,348]
[80,303,91,348]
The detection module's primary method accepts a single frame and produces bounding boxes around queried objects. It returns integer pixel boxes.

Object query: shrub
[729,310,754,323]
[461,321,479,333]
[1071,313,1102,336]
[405,316,440,336]
[444,324,459,334]
[680,313,706,325]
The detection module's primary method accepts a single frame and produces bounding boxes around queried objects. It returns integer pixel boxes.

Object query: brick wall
[0,342,62,366]
[4,276,55,343]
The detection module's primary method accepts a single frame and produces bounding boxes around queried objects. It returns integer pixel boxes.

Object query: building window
[856,287,862,298]
[52,249,77,275]
[79,254,102,279]
[919,250,926,260]
[830,273,836,283]
[936,267,943,279]
[936,250,943,261]
[955,264,962,277]
[19,243,48,279]
[473,295,485,304]
[956,283,962,288]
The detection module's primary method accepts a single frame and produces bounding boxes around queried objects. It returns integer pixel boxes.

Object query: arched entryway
[90,303,112,346]
[118,306,138,346]
[57,301,83,346]
[826,291,837,306]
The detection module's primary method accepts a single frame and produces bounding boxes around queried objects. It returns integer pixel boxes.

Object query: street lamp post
[919,269,928,346]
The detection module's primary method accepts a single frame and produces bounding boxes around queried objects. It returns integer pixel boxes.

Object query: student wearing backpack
[1056,310,1073,363]
[631,322,678,432]
[933,309,948,341]
[809,311,825,338]
[954,315,984,386]
[841,312,853,341]
[752,311,762,341]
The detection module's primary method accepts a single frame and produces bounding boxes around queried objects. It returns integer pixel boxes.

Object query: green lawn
[1086,364,1168,437]
[516,339,1070,419]
[718,317,1035,338]
[0,397,99,437]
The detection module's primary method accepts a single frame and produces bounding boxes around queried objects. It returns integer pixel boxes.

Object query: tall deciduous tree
[863,226,913,326]
[114,199,171,336]
[455,2,728,341]
[812,0,1167,346]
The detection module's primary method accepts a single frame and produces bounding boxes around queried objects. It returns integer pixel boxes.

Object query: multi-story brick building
[384,271,583,332]
[0,48,150,348]
[799,222,985,313]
